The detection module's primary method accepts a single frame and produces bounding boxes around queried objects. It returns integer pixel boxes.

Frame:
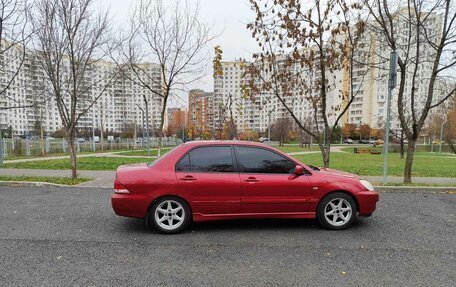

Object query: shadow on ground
[117,216,371,235]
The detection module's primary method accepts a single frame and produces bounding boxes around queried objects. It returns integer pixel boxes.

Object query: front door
[176,146,241,214]
[234,146,311,213]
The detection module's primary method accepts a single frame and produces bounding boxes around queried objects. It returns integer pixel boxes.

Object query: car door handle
[244,177,259,183]
[180,175,196,181]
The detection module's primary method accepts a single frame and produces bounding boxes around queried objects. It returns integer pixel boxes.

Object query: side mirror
[294,165,305,175]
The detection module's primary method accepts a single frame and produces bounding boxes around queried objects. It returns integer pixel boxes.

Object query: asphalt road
[0,186,455,286]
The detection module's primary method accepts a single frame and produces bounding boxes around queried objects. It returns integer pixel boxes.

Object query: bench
[354,148,381,154]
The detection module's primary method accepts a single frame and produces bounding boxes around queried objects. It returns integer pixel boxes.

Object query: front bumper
[356,191,379,216]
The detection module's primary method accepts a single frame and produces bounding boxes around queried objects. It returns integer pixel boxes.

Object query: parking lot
[0,186,455,286]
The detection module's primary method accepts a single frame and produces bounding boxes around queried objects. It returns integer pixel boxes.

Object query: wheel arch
[145,194,193,227]
[317,190,360,213]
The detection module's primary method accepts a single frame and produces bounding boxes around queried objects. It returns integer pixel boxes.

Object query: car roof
[182,140,270,148]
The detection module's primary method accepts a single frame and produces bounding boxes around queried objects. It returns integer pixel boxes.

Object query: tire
[147,196,191,234]
[317,192,357,230]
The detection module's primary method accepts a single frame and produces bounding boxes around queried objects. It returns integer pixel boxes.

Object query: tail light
[114,179,130,194]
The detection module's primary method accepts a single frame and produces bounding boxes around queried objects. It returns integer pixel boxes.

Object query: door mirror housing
[294,165,305,175]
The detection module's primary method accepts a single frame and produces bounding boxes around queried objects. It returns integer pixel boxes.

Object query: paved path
[1,186,455,286]
[2,150,160,164]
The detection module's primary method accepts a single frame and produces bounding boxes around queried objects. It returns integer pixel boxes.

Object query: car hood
[313,167,360,179]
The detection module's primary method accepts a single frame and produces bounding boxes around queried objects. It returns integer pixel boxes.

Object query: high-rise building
[0,40,165,136]
[211,9,449,134]
[187,89,213,138]
[167,107,188,137]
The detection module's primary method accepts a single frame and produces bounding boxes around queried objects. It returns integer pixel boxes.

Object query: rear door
[234,146,311,213]
[176,146,241,214]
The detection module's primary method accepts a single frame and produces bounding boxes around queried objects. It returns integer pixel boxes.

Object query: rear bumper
[111,192,151,219]
[356,191,379,215]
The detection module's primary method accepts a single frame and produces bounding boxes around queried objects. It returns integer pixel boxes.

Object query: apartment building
[211,9,449,134]
[0,41,165,136]
[347,9,447,130]
[167,107,188,136]
[187,89,213,138]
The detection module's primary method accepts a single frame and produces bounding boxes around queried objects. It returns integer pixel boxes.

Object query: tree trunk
[318,142,330,168]
[403,139,416,183]
[67,130,77,179]
[447,142,455,154]
[40,125,45,156]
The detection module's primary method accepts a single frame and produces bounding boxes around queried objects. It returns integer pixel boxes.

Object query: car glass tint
[176,154,190,172]
[189,146,233,172]
[235,146,295,174]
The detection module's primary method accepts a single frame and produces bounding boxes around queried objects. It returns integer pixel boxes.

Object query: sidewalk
[2,150,159,164]
[1,167,455,188]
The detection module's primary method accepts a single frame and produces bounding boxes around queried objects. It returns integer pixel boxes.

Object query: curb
[374,186,456,193]
[0,180,76,188]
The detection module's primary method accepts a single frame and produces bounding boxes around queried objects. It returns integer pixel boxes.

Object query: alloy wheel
[324,198,352,227]
[154,200,185,231]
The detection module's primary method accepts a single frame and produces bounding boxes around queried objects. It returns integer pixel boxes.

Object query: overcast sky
[98,0,259,107]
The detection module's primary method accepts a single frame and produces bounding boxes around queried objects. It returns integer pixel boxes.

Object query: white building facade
[0,42,165,136]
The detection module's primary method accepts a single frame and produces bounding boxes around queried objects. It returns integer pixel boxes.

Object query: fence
[1,136,182,159]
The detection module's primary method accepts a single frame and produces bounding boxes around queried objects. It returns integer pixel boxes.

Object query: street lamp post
[143,96,150,156]
[136,104,145,149]
[267,106,276,141]
[359,121,362,142]
[439,118,448,153]
[92,103,96,152]
[383,51,397,184]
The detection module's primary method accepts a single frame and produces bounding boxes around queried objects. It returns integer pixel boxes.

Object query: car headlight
[359,179,374,191]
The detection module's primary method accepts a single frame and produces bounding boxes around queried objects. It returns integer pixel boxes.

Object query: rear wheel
[148,197,191,234]
[317,192,356,230]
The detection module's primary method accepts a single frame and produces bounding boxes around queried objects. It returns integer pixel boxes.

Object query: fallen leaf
[341,271,347,275]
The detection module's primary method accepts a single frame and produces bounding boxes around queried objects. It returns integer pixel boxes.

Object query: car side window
[176,154,190,172]
[176,146,234,173]
[235,146,296,174]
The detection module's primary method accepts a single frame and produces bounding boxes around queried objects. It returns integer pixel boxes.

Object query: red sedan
[112,141,379,233]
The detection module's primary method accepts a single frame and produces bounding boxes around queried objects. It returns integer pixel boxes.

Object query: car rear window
[176,146,234,173]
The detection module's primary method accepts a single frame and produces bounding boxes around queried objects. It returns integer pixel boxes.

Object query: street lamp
[383,50,397,184]
[136,104,145,149]
[359,120,362,142]
[439,118,448,153]
[267,106,276,141]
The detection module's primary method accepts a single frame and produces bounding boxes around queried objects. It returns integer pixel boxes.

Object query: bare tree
[30,0,114,178]
[245,0,369,167]
[271,117,291,147]
[364,0,456,183]
[115,0,214,156]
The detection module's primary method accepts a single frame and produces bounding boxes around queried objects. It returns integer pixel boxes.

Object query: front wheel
[148,197,191,234]
[317,192,356,230]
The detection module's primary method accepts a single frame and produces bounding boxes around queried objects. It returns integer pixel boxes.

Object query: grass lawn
[273,145,321,153]
[3,148,455,177]
[0,175,92,185]
[292,152,456,177]
[115,147,172,157]
[3,157,149,171]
